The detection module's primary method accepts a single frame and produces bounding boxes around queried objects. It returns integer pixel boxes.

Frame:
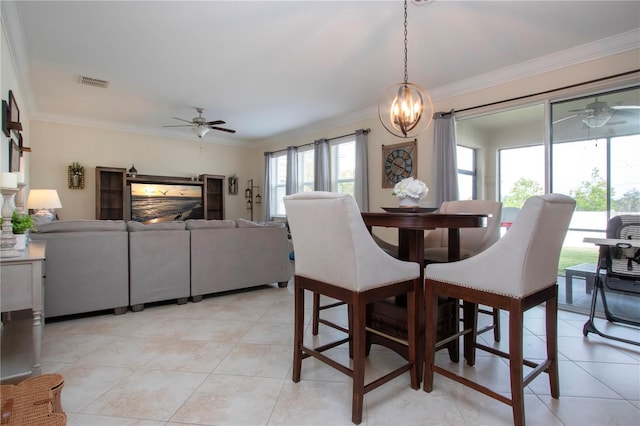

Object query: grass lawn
[558,247,599,276]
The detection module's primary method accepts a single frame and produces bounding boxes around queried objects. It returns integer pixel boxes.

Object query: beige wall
[29,120,260,221]
[3,11,638,225]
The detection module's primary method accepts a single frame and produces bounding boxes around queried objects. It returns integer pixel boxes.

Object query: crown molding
[428,29,640,101]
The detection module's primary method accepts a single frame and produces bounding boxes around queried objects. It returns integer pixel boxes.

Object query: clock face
[385,148,413,183]
[382,140,417,187]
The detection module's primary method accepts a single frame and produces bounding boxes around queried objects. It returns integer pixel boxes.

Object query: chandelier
[379,0,433,138]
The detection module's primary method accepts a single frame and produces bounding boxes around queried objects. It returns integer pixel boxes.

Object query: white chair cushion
[426,194,575,298]
[285,192,420,292]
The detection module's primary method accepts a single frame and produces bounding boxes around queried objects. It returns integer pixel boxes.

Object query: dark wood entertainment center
[95,166,225,220]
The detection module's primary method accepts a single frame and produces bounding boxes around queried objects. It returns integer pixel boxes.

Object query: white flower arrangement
[392,177,428,199]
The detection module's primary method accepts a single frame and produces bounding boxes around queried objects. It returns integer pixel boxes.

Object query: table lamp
[26,189,62,224]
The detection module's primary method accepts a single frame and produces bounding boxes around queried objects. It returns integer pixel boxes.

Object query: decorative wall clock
[382,140,417,188]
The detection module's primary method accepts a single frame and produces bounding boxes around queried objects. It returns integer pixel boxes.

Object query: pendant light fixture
[379,0,433,138]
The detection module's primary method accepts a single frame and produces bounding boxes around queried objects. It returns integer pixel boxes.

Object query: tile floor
[39,283,640,426]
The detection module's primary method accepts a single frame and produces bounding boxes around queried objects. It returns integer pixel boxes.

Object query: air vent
[79,76,109,89]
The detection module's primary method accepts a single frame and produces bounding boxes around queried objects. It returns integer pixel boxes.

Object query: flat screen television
[130,182,204,223]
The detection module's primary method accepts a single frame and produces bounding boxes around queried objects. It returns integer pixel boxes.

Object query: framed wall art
[8,90,22,135]
[381,139,417,188]
[9,138,20,172]
[1,100,9,137]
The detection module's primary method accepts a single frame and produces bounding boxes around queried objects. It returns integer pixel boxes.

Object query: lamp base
[31,209,55,225]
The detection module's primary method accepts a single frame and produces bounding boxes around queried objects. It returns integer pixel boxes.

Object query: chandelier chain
[403,0,408,84]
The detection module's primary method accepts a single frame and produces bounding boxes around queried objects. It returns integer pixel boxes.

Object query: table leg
[32,309,42,375]
[565,271,574,304]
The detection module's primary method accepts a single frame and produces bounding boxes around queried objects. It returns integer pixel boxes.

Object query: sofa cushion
[185,219,236,229]
[236,218,285,228]
[35,220,127,233]
[127,221,186,231]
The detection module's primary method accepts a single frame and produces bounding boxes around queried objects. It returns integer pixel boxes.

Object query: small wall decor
[8,90,22,135]
[381,139,417,188]
[9,139,20,172]
[68,162,85,189]
[228,174,238,195]
[1,100,9,137]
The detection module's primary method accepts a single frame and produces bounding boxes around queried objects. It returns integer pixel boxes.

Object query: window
[457,145,476,200]
[499,145,545,207]
[330,138,355,195]
[269,153,287,217]
[297,147,314,192]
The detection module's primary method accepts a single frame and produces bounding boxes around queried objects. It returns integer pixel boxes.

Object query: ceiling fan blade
[163,124,193,128]
[205,120,225,126]
[172,117,194,124]
[567,108,590,113]
[208,126,236,134]
[552,114,579,124]
[610,105,640,110]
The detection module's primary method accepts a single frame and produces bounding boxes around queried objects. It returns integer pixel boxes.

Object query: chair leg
[462,301,477,366]
[352,298,366,425]
[509,301,525,426]
[492,308,501,342]
[293,284,305,383]
[546,290,560,398]
[406,282,419,389]
[312,292,321,335]
[423,283,439,393]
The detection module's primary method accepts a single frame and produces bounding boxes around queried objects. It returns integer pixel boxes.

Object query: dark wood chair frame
[423,280,559,426]
[293,275,420,425]
[312,294,348,335]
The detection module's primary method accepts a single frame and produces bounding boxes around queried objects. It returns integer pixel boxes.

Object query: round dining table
[361,210,488,382]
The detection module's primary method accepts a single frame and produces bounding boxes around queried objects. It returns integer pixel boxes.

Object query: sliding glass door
[551,85,640,311]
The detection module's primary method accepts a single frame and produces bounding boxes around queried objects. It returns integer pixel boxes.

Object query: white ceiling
[3,1,640,145]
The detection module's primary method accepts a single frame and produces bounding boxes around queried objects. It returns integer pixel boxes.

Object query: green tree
[502,178,543,208]
[570,168,609,211]
[614,188,640,212]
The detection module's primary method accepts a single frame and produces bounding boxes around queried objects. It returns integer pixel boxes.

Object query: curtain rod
[453,69,640,115]
[268,128,371,155]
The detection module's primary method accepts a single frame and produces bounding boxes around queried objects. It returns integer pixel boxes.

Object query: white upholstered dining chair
[423,199,503,341]
[423,194,575,426]
[284,191,421,425]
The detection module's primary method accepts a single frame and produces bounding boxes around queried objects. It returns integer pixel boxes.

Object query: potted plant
[0,211,35,250]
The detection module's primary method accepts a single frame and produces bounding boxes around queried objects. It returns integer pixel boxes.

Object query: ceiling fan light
[582,111,613,128]
[192,126,210,138]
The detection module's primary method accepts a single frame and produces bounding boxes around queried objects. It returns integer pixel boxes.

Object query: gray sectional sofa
[31,219,293,318]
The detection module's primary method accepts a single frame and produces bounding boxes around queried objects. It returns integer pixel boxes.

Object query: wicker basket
[1,374,66,425]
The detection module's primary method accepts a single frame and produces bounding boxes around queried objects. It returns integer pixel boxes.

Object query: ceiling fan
[164,107,236,138]
[553,98,640,128]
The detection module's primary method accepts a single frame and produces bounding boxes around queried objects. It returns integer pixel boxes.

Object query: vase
[14,234,26,251]
[398,196,420,208]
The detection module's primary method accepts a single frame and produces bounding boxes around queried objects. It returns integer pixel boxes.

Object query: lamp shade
[191,126,210,138]
[582,111,613,128]
[26,189,62,209]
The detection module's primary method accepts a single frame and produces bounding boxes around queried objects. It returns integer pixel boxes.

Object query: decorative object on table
[0,172,19,257]
[26,189,62,225]
[382,207,437,213]
[382,139,417,188]
[378,0,433,138]
[0,210,35,250]
[127,164,138,177]
[228,174,238,195]
[392,176,428,207]
[8,90,23,135]
[68,162,85,189]
[245,179,261,221]
[9,138,20,172]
